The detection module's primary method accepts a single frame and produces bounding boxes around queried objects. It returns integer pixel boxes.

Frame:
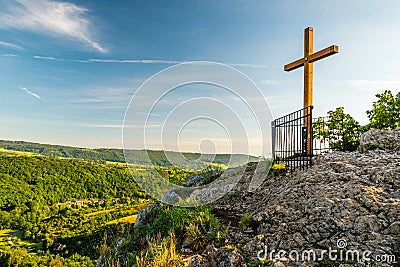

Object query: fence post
[310,106,314,165]
[271,120,276,161]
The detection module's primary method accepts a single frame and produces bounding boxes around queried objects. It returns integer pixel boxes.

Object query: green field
[0,148,38,157]
[0,230,40,251]
[107,214,138,225]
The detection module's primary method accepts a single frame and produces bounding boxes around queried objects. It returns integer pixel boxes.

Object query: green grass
[239,213,254,228]
[203,162,228,170]
[0,148,38,157]
[0,230,16,247]
[0,229,15,237]
[0,230,40,251]
[105,161,127,167]
[107,214,138,225]
[84,208,116,217]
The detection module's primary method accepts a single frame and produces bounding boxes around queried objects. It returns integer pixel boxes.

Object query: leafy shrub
[366,90,400,130]
[201,166,223,185]
[185,222,207,251]
[134,205,220,248]
[270,162,286,176]
[135,232,183,267]
[239,213,254,228]
[313,107,364,151]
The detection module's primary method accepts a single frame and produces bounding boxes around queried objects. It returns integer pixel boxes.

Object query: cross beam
[284,27,339,155]
[284,45,338,71]
[284,27,339,108]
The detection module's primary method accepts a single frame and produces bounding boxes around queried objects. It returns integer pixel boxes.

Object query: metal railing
[272,106,347,172]
[271,106,313,172]
[312,116,344,154]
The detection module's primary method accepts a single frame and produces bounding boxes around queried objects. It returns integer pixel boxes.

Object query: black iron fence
[312,116,344,154]
[271,106,313,172]
[272,106,346,172]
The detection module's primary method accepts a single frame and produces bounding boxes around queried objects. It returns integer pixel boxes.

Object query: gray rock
[186,174,205,187]
[384,221,400,235]
[134,205,152,227]
[358,128,400,153]
[212,128,400,264]
[161,190,180,204]
[214,247,247,267]
[353,215,382,233]
[185,255,210,267]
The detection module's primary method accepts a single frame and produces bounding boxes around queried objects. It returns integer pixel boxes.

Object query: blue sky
[1,0,400,155]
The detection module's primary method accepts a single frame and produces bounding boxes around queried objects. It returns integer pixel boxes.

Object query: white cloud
[347,80,400,90]
[2,53,19,57]
[88,59,184,64]
[84,123,161,129]
[32,55,268,68]
[260,80,277,85]
[136,112,161,117]
[19,86,46,101]
[0,40,23,50]
[0,0,105,53]
[227,63,268,68]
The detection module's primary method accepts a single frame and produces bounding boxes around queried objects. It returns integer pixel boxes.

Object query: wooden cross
[284,27,339,155]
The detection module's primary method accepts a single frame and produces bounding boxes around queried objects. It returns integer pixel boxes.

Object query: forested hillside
[0,140,258,168]
[0,149,229,266]
[0,153,154,265]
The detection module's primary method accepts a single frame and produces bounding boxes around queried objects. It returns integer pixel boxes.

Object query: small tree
[366,90,400,130]
[314,107,363,151]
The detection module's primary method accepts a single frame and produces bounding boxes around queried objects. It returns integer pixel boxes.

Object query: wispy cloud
[136,112,161,117]
[19,86,46,101]
[348,80,400,90]
[227,63,268,68]
[0,40,23,50]
[33,55,89,63]
[32,55,268,68]
[84,123,161,129]
[260,80,277,85]
[2,53,19,57]
[0,0,105,53]
[66,86,135,110]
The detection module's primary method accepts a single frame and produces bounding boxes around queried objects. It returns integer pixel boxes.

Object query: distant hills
[0,140,259,169]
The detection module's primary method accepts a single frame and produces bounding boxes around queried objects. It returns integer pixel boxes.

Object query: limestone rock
[186,174,205,187]
[161,190,180,204]
[211,128,400,266]
[134,202,159,227]
[185,255,210,267]
[214,247,247,267]
[358,128,400,153]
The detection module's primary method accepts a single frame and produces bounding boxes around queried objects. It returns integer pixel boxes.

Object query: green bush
[313,107,364,151]
[185,222,207,251]
[201,166,223,185]
[134,205,220,247]
[270,162,286,176]
[367,90,400,130]
[135,232,183,267]
[239,213,254,228]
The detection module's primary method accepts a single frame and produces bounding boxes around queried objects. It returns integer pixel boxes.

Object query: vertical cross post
[304,27,313,155]
[284,27,339,156]
[304,27,313,109]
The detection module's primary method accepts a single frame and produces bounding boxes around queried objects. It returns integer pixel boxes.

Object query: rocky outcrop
[210,128,400,266]
[186,174,205,187]
[358,127,400,152]
[134,202,160,227]
[185,245,247,267]
[133,128,399,266]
